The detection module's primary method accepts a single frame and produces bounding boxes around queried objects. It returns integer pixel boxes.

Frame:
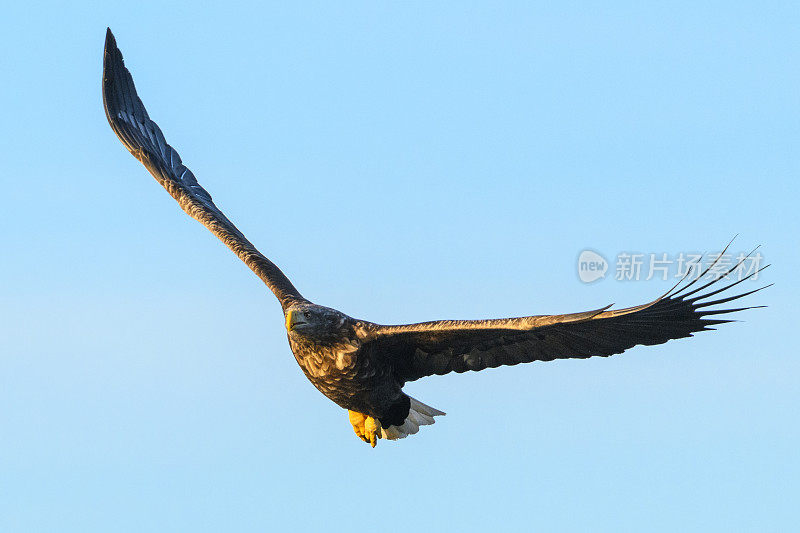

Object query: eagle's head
[284,303,350,343]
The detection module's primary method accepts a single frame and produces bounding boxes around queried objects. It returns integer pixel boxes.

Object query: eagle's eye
[303,311,311,319]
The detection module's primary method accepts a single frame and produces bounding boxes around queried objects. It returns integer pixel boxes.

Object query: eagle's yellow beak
[285,310,306,331]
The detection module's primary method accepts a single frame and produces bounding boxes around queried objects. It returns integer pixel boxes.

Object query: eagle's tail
[381,397,445,440]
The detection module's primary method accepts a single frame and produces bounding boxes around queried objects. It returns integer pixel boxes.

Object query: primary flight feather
[102,29,767,447]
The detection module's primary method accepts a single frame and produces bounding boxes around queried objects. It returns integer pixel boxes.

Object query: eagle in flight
[102,29,767,447]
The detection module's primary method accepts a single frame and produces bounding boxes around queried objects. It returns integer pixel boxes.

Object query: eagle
[102,29,767,447]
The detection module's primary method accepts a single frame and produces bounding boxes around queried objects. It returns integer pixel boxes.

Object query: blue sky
[1,2,798,531]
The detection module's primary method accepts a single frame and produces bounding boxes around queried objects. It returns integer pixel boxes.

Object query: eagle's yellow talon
[348,410,369,444]
[364,416,381,448]
[349,411,382,447]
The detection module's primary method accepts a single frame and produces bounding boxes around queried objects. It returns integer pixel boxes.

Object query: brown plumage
[102,28,768,447]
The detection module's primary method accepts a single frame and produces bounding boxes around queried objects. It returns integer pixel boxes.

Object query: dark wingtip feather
[700,305,766,316]
[693,284,772,309]
[102,28,120,119]
[101,28,151,154]
[623,243,770,345]
[103,28,119,76]
[671,246,766,301]
[671,266,767,333]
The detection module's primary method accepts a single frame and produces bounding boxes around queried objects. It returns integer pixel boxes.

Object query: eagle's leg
[348,410,382,448]
[348,410,368,443]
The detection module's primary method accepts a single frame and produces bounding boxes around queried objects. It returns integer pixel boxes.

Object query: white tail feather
[381,397,445,440]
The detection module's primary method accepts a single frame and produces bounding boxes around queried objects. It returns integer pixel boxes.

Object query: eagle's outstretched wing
[102,29,304,309]
[361,251,768,382]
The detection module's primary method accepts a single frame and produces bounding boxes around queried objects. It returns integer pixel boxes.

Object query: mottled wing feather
[364,254,768,382]
[102,29,304,308]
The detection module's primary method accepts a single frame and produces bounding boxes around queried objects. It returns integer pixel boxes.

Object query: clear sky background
[1,2,797,531]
